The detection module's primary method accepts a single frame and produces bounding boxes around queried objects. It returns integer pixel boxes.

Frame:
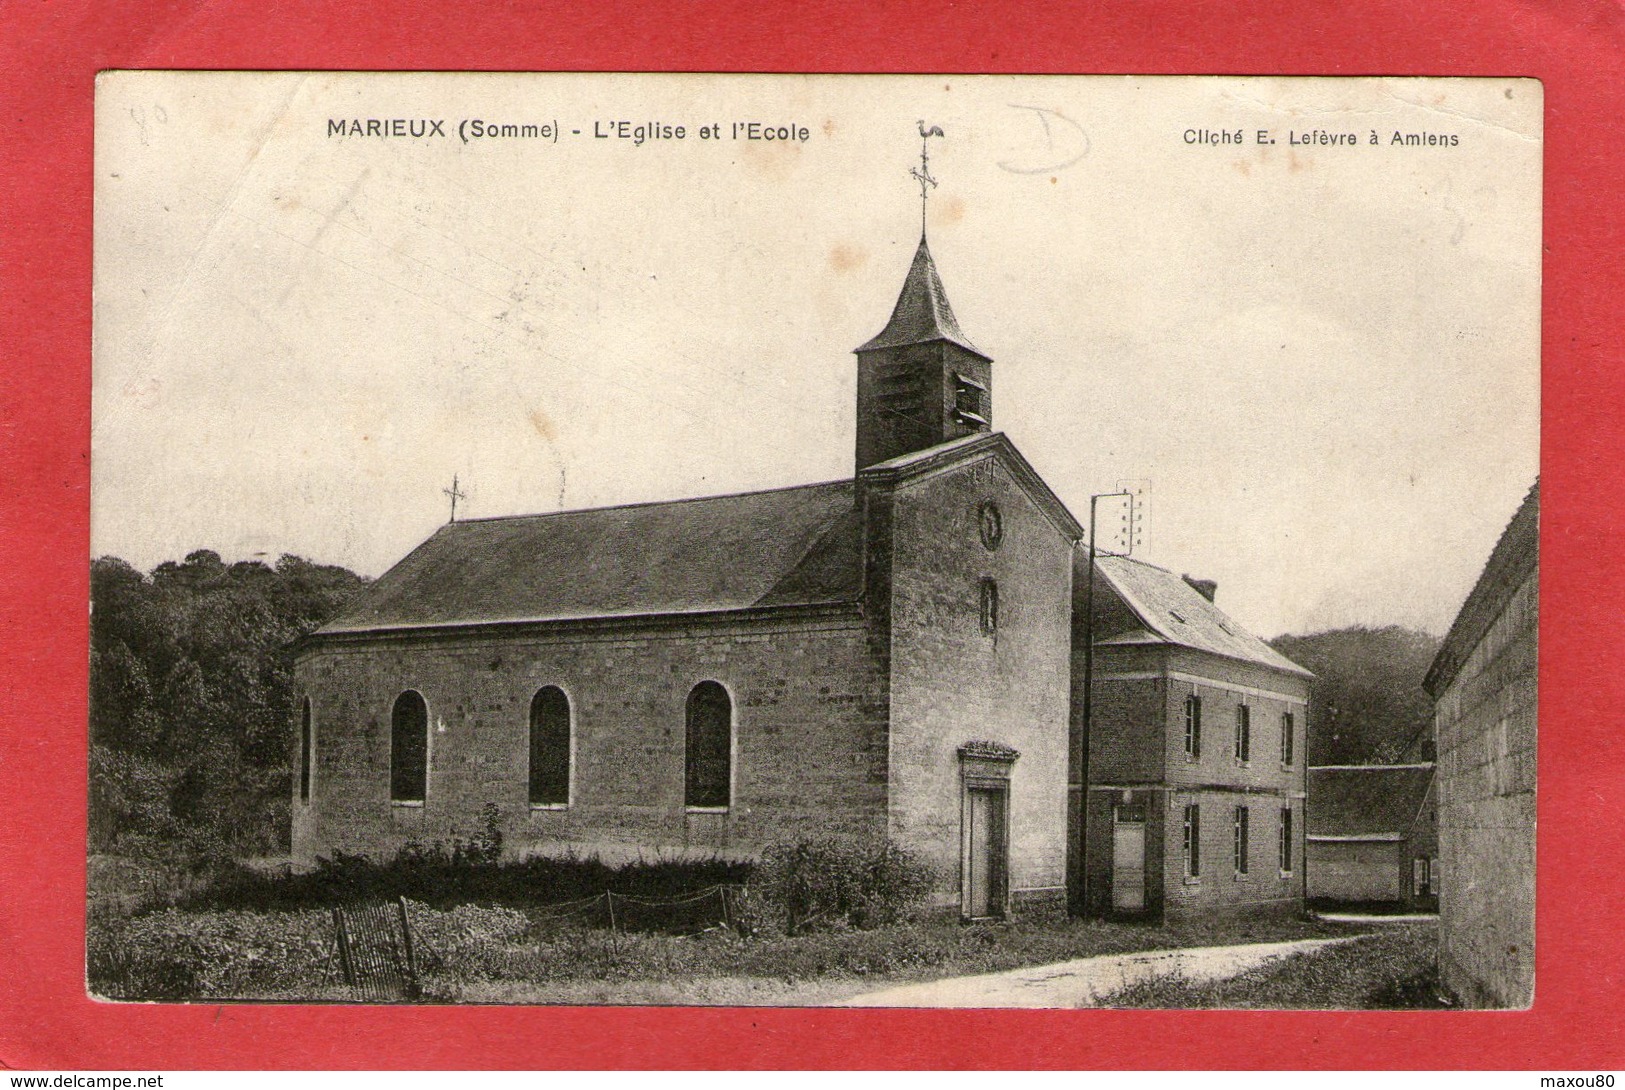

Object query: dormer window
[953,372,988,427]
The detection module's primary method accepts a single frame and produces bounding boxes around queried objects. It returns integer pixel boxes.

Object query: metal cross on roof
[443,473,467,522]
[910,121,945,233]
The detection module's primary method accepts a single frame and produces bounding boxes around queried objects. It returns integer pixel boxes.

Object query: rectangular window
[1182,803,1201,878]
[1184,695,1202,759]
[1279,806,1293,873]
[1414,856,1431,896]
[1233,806,1250,875]
[1281,712,1295,765]
[979,577,999,636]
[1235,704,1251,764]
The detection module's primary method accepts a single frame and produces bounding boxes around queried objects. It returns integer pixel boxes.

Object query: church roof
[862,431,1085,543]
[1307,764,1435,839]
[854,235,988,358]
[1089,555,1314,678]
[316,480,863,635]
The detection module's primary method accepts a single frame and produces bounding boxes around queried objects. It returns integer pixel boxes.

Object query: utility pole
[1074,489,1136,917]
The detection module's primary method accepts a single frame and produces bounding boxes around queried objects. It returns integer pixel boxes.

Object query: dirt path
[832,936,1360,1008]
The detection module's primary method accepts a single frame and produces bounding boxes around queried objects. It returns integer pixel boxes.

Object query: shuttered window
[1233,806,1250,875]
[1182,803,1201,878]
[1279,806,1294,873]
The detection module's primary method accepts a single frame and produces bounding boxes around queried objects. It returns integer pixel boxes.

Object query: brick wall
[1435,568,1537,1008]
[291,608,889,866]
[880,452,1074,900]
[1158,787,1302,921]
[1079,645,1308,919]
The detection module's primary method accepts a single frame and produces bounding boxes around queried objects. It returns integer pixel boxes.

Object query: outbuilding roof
[1088,555,1314,678]
[316,479,863,635]
[1307,764,1435,839]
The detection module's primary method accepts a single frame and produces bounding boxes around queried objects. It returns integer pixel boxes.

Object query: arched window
[390,690,429,804]
[529,686,572,807]
[685,681,732,809]
[299,697,313,803]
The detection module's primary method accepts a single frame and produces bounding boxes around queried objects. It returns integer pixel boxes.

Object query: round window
[979,501,1003,550]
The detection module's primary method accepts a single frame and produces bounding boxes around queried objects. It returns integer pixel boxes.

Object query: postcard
[88,72,1540,1010]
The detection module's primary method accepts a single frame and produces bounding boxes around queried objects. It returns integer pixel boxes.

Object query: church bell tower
[854,126,992,472]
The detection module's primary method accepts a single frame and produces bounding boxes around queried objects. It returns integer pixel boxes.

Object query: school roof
[1307,764,1435,840]
[1424,478,1540,696]
[316,479,864,635]
[1088,555,1314,678]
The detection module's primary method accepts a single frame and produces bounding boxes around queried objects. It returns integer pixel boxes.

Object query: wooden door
[966,787,1008,919]
[1112,808,1147,911]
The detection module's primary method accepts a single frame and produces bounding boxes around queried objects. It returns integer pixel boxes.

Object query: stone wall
[1435,568,1537,1008]
[880,451,1074,901]
[291,607,889,866]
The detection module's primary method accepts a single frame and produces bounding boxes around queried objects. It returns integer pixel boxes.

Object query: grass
[91,849,1419,1007]
[428,910,1368,1006]
[89,895,1373,1005]
[1095,921,1454,1009]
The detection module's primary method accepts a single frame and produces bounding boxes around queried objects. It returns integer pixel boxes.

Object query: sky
[92,73,1542,639]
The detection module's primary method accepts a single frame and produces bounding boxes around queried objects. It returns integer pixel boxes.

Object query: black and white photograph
[88,72,1540,1008]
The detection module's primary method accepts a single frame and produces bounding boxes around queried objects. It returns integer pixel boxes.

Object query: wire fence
[526,884,740,934]
[323,885,744,1000]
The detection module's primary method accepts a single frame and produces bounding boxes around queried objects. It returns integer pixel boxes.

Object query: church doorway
[964,785,1009,920]
[1111,802,1147,911]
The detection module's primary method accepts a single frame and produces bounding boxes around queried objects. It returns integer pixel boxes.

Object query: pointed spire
[855,234,987,358]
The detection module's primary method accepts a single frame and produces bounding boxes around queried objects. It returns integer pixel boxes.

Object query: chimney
[1182,574,1217,602]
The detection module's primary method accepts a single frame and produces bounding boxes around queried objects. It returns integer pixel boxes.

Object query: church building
[292,230,1084,918]
[292,174,1315,921]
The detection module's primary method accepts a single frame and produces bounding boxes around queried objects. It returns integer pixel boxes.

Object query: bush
[752,837,936,935]
[88,907,332,999]
[405,900,532,981]
[184,847,750,914]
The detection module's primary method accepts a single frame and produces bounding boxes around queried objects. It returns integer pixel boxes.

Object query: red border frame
[3,0,1622,1070]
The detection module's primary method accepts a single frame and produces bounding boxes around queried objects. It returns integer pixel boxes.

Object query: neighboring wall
[291,608,888,865]
[879,452,1074,900]
[1307,840,1405,901]
[1435,566,1538,1008]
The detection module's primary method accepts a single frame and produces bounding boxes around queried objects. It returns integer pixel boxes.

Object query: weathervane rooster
[911,121,945,231]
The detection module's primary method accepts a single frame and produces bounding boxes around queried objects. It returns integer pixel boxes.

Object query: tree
[1268,626,1441,766]
[88,553,369,863]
